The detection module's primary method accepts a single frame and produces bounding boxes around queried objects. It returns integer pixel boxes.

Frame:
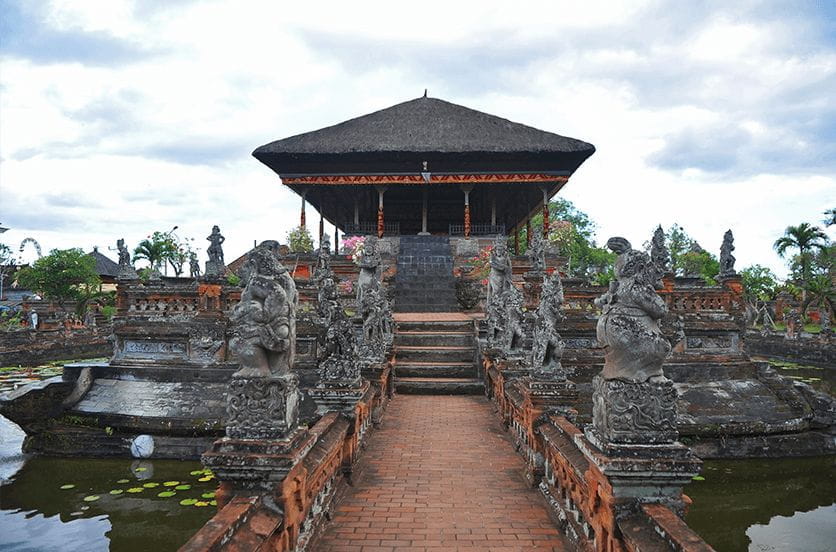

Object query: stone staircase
[394,318,484,395]
[394,236,457,312]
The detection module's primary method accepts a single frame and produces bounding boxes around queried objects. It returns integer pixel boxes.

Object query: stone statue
[358,278,393,361]
[487,235,513,308]
[820,309,831,337]
[527,231,546,274]
[229,244,298,378]
[316,275,340,327]
[313,234,332,284]
[594,237,671,382]
[356,236,381,304]
[785,308,801,340]
[116,238,138,280]
[205,225,225,278]
[189,252,201,279]
[650,225,670,275]
[319,307,361,386]
[531,270,568,379]
[719,229,736,278]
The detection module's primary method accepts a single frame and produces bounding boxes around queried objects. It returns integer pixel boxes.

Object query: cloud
[0,1,160,67]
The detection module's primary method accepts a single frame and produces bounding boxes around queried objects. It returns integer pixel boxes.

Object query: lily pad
[157,491,177,498]
[59,484,76,490]
[692,475,705,481]
[198,476,212,482]
[109,489,124,495]
[117,479,130,484]
[175,484,191,490]
[209,500,217,506]
[163,481,180,487]
[142,482,160,488]
[83,495,100,502]
[194,501,209,507]
[179,498,197,506]
[134,467,147,472]
[127,487,144,493]
[190,470,203,476]
[201,492,215,499]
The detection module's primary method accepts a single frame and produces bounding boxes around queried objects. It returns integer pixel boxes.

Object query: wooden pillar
[526,218,531,247]
[318,211,324,246]
[353,196,359,226]
[299,190,307,229]
[490,193,497,227]
[334,228,340,254]
[514,227,520,255]
[462,185,473,239]
[420,189,429,235]
[376,186,386,238]
[541,186,550,238]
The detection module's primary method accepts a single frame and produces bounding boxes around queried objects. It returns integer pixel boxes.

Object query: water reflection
[0,415,216,552]
[686,456,836,551]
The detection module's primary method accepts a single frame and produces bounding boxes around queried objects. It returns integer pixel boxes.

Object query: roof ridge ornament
[423,88,427,98]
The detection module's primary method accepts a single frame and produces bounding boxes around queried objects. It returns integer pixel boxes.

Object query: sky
[1,0,834,276]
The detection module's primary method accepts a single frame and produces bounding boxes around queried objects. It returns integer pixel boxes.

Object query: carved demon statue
[531,270,567,379]
[229,245,298,378]
[594,237,670,382]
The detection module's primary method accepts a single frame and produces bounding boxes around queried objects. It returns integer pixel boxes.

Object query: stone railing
[483,353,714,552]
[118,281,241,316]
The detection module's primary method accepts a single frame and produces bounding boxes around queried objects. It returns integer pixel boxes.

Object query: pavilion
[253,95,595,251]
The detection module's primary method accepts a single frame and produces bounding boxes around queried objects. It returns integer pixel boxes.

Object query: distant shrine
[253,95,595,250]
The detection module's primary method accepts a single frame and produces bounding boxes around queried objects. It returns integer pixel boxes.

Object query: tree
[16,248,101,316]
[824,208,835,227]
[774,222,829,307]
[133,231,194,276]
[740,265,779,304]
[287,226,314,253]
[0,242,16,300]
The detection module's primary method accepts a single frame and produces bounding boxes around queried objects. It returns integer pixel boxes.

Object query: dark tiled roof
[87,249,120,278]
[253,96,595,175]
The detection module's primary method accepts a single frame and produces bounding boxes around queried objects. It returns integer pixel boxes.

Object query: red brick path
[312,395,567,551]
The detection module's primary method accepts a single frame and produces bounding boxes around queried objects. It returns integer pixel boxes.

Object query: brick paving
[312,395,567,551]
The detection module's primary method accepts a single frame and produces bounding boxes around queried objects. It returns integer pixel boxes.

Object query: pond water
[0,416,216,552]
[686,456,836,552]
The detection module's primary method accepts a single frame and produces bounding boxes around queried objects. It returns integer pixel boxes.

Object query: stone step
[396,319,474,333]
[395,346,475,363]
[396,362,477,378]
[395,304,460,313]
[395,377,484,395]
[393,282,456,290]
[395,331,474,347]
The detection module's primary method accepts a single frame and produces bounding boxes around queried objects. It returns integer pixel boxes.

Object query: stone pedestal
[583,375,701,516]
[522,271,545,310]
[520,376,577,416]
[205,259,224,278]
[202,374,310,502]
[308,379,370,415]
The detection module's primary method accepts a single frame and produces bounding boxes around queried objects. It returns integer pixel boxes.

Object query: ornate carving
[358,278,393,361]
[530,270,569,380]
[229,244,298,378]
[455,268,481,310]
[719,229,736,278]
[487,284,526,356]
[595,238,670,382]
[591,375,678,444]
[225,374,299,439]
[282,173,569,186]
[487,235,512,308]
[356,236,381,305]
[313,234,332,285]
[189,252,201,279]
[526,231,546,274]
[650,225,670,274]
[316,276,340,327]
[205,225,226,277]
[117,238,139,280]
[318,308,361,387]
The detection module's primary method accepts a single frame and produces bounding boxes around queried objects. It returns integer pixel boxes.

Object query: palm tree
[774,222,828,309]
[133,238,169,272]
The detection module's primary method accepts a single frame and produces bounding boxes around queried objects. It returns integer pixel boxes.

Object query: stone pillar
[375,186,386,238]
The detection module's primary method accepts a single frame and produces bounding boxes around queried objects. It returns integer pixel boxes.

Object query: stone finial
[205,225,226,277]
[531,270,568,380]
[116,238,139,280]
[650,225,670,275]
[594,237,670,382]
[719,229,736,278]
[229,245,297,378]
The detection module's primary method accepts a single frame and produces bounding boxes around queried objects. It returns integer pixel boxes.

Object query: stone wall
[0,327,111,367]
[744,332,835,368]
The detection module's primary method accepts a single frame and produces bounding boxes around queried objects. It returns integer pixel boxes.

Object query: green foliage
[133,231,194,276]
[0,310,24,331]
[740,265,778,302]
[678,250,720,285]
[101,305,117,320]
[16,248,101,313]
[226,273,241,286]
[287,226,314,253]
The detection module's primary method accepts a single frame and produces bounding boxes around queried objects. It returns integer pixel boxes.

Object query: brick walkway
[312,395,567,551]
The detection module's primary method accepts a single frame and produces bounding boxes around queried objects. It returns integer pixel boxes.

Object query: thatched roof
[253,96,595,175]
[87,248,120,278]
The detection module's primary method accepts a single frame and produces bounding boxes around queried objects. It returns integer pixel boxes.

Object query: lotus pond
[1,417,217,552]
